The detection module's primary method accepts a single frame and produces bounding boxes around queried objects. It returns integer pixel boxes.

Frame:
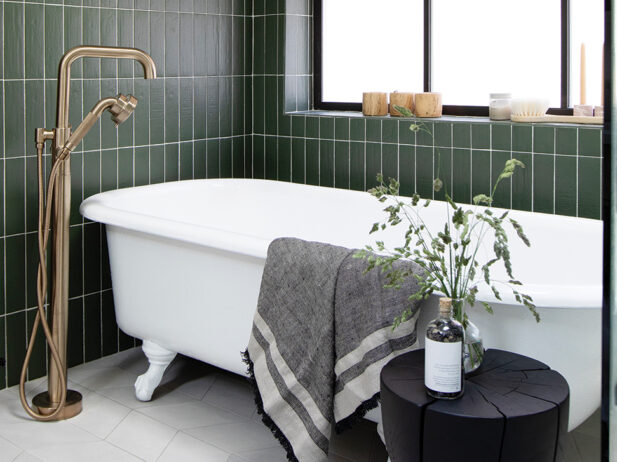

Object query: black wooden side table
[380,349,569,462]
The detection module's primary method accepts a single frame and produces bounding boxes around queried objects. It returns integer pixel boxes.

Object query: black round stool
[380,349,569,462]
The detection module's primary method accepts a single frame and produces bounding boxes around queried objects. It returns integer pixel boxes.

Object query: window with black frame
[314,0,604,116]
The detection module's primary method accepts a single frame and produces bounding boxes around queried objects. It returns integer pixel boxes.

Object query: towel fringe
[334,391,381,434]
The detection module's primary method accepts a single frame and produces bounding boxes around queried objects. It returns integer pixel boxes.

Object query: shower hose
[18,139,72,421]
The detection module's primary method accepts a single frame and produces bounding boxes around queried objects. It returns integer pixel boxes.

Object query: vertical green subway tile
[150,145,165,183]
[578,157,602,219]
[232,77,245,136]
[118,148,134,188]
[579,128,602,157]
[70,153,84,226]
[219,78,232,137]
[135,11,150,76]
[265,15,278,75]
[194,140,207,179]
[180,13,194,77]
[25,4,44,79]
[204,15,219,76]
[6,311,26,387]
[84,151,101,200]
[416,122,434,146]
[306,117,319,138]
[512,125,532,152]
[232,137,245,179]
[165,78,180,143]
[83,7,101,78]
[181,142,194,180]
[67,298,84,368]
[334,118,349,141]
[555,155,577,217]
[4,2,24,79]
[101,227,112,290]
[416,146,434,199]
[555,127,577,156]
[533,126,555,154]
[166,0,180,10]
[150,12,165,77]
[232,16,245,76]
[134,80,150,146]
[399,119,416,145]
[25,158,38,233]
[365,143,381,190]
[452,123,470,149]
[180,79,194,141]
[471,124,490,150]
[491,150,511,209]
[264,77,277,135]
[165,12,180,77]
[194,14,207,75]
[69,226,83,299]
[101,80,118,149]
[278,137,291,182]
[434,122,451,148]
[84,294,102,362]
[382,119,398,144]
[533,154,555,214]
[69,82,84,141]
[433,147,451,202]
[265,136,277,180]
[5,158,25,235]
[206,139,220,178]
[219,15,232,75]
[491,124,511,151]
[452,148,471,204]
[265,0,278,15]
[253,16,265,75]
[6,235,26,313]
[0,316,4,389]
[320,118,334,140]
[25,80,45,152]
[511,152,532,212]
[334,141,350,189]
[26,308,47,380]
[292,116,305,138]
[254,0,265,15]
[117,81,134,147]
[84,223,101,295]
[194,0,207,13]
[165,144,179,182]
[382,143,398,182]
[25,233,38,310]
[252,136,264,179]
[292,138,305,184]
[253,76,265,134]
[100,9,118,78]
[350,142,365,191]
[102,290,118,357]
[319,140,334,187]
[471,150,490,200]
[207,77,220,138]
[45,79,57,130]
[135,147,150,186]
[117,9,135,78]
[222,139,234,178]
[194,78,207,139]
[366,119,381,143]
[64,6,83,78]
[82,80,102,151]
[4,81,25,158]
[101,149,118,192]
[150,79,165,144]
[305,139,319,186]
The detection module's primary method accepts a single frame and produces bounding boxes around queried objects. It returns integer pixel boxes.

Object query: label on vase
[425,338,462,393]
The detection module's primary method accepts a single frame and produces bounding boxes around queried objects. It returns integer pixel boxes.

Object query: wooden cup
[362,92,388,116]
[389,92,414,116]
[415,92,442,118]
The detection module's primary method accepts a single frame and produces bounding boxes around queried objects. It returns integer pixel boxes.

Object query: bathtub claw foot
[135,340,177,401]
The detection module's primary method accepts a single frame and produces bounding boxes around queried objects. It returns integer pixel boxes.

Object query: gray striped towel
[244,238,424,462]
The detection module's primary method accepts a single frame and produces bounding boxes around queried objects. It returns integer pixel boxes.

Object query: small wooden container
[389,92,414,116]
[362,92,388,116]
[415,92,442,118]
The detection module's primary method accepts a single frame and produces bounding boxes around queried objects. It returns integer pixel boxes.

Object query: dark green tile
[399,144,415,197]
[84,223,101,295]
[4,2,24,79]
[102,225,112,290]
[194,14,207,75]
[399,119,416,145]
[25,80,45,154]
[533,126,555,154]
[165,144,179,181]
[220,138,232,178]
[265,0,278,14]
[101,82,119,149]
[165,12,180,77]
[84,151,101,199]
[320,117,334,140]
[278,138,291,182]
[511,152,533,212]
[6,235,26,313]
[350,119,365,142]
[306,139,319,186]
[383,119,398,144]
[83,8,101,78]
[320,140,334,187]
[150,145,165,183]
[253,16,265,75]
[102,290,118,356]
[555,127,577,156]
[252,136,264,179]
[206,139,220,178]
[82,80,102,151]
[491,124,511,151]
[25,234,37,309]
[70,153,84,226]
[26,309,47,380]
[512,125,532,152]
[292,116,305,138]
[434,147,452,201]
[244,135,253,179]
[350,142,365,191]
[265,136,277,180]
[69,226,83,299]
[471,124,490,150]
[5,158,25,236]
[533,154,555,214]
[365,143,381,190]
[452,123,470,149]
[232,137,245,179]
[181,143,194,180]
[334,141,350,189]
[100,9,118,78]
[555,156,577,216]
[219,78,232,137]
[179,13,194,76]
[179,79,194,141]
[232,77,245,136]
[434,122,452,147]
[194,140,207,179]
[264,77,277,135]
[578,157,602,219]
[6,311,26,387]
[416,146,434,199]
[68,298,84,368]
[101,149,118,192]
[165,78,180,142]
[118,148,134,188]
[382,144,398,182]
[133,80,150,146]
[0,317,4,389]
[491,151,511,208]
[25,4,44,78]
[265,15,278,75]
[4,81,25,158]
[579,128,601,157]
[64,6,83,78]
[366,119,381,143]
[306,117,319,138]
[471,150,490,200]
[416,122,434,146]
[84,294,102,362]
[150,12,165,77]
[292,138,305,184]
[232,16,245,76]
[452,149,471,204]
[149,79,165,144]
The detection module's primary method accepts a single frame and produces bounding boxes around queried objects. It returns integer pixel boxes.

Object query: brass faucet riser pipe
[57,46,156,130]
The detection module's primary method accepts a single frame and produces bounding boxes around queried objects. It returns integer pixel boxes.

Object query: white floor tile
[0,435,22,462]
[160,358,218,400]
[138,400,246,430]
[202,373,256,418]
[157,431,230,462]
[28,441,141,462]
[106,410,177,461]
[184,420,279,453]
[11,453,43,462]
[0,421,98,451]
[234,445,288,462]
[97,384,199,410]
[69,392,132,439]
[70,367,138,391]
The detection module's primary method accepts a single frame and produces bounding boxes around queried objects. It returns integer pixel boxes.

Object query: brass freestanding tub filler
[18,46,157,421]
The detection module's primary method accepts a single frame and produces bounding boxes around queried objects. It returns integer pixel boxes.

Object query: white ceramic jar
[489,93,512,120]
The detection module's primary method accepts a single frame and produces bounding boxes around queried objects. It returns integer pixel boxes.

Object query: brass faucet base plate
[32,390,82,420]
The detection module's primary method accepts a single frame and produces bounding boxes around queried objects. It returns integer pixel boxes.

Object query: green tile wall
[0,0,252,389]
[253,0,603,220]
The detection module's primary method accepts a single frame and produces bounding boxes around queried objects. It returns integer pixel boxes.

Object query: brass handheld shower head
[63,94,138,153]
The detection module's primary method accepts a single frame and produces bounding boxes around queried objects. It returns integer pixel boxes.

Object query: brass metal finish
[19,46,156,422]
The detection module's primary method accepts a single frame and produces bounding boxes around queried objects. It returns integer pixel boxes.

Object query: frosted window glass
[322,0,423,103]
[432,0,561,106]
[570,0,604,107]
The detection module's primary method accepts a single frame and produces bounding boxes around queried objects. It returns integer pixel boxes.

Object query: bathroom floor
[0,347,601,462]
[0,348,387,462]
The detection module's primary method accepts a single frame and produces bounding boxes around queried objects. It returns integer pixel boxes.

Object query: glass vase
[451,299,485,374]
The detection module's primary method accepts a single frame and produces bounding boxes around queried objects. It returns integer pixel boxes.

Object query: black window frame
[313,0,573,116]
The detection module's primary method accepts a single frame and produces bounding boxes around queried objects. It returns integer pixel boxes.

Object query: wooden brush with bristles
[510,98,602,124]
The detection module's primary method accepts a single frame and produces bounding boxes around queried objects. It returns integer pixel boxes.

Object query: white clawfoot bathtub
[80,179,602,431]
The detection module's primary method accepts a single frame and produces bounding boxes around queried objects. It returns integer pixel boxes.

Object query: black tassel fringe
[334,391,380,434]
